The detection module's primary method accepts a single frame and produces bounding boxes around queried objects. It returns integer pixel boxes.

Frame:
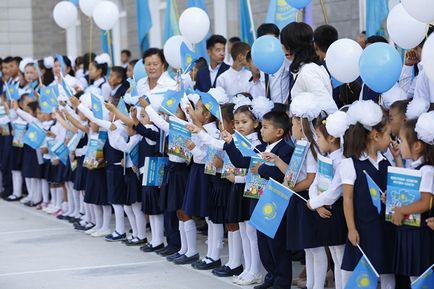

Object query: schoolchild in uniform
[88,54,111,102]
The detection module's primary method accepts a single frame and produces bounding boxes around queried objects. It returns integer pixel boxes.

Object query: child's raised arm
[63,109,89,134]
[105,102,136,127]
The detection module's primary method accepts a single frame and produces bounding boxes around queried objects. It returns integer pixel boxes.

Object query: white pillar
[213,0,228,38]
[112,20,122,65]
[66,19,79,61]
[358,0,366,33]
[149,0,163,49]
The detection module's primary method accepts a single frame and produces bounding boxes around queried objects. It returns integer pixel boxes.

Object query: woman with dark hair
[280,22,337,114]
[52,55,83,101]
[38,57,55,86]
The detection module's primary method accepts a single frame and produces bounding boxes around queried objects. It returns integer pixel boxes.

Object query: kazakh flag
[127,77,139,97]
[249,178,293,238]
[239,0,255,45]
[345,254,379,289]
[233,130,257,158]
[39,87,58,114]
[196,90,222,121]
[411,264,434,289]
[163,0,180,42]
[160,90,183,116]
[56,53,66,75]
[363,170,382,214]
[23,122,46,149]
[265,0,298,30]
[366,0,388,37]
[50,83,59,97]
[180,42,199,74]
[91,94,103,120]
[117,97,129,117]
[5,82,20,101]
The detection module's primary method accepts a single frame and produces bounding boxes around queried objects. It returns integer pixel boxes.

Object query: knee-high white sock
[41,179,49,204]
[0,171,3,192]
[88,203,95,223]
[132,203,146,239]
[226,231,234,267]
[93,205,103,230]
[210,223,223,262]
[50,187,57,207]
[124,205,137,237]
[229,230,242,269]
[149,214,164,247]
[101,205,112,231]
[12,170,23,197]
[64,182,74,215]
[310,247,328,289]
[330,245,345,289]
[82,203,90,223]
[341,270,353,289]
[239,222,251,276]
[305,249,315,289]
[205,218,214,258]
[178,221,187,255]
[72,189,80,217]
[112,204,125,235]
[56,187,64,208]
[31,179,42,204]
[25,178,33,201]
[184,219,197,257]
[246,222,261,275]
[79,192,85,214]
[380,274,395,289]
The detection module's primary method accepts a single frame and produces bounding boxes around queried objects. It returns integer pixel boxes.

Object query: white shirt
[296,149,318,184]
[340,152,387,185]
[248,77,266,99]
[399,64,422,98]
[413,67,434,104]
[261,58,290,104]
[209,63,222,86]
[111,84,122,97]
[410,157,434,195]
[190,122,219,164]
[216,67,252,99]
[137,72,177,107]
[265,139,283,153]
[309,149,345,209]
[93,77,111,102]
[54,74,83,101]
[291,63,337,114]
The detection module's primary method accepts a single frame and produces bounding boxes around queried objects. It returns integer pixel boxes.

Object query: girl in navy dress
[88,54,111,101]
[307,111,349,289]
[392,111,434,281]
[340,100,396,289]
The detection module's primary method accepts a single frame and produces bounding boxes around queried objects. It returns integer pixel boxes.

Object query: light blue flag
[196,90,222,121]
[55,54,65,75]
[100,30,114,66]
[51,141,70,166]
[23,122,46,149]
[50,83,59,97]
[117,97,129,117]
[345,254,379,289]
[180,42,199,74]
[61,76,74,98]
[411,264,434,289]
[239,0,255,45]
[187,0,209,63]
[91,94,103,120]
[366,0,388,37]
[136,0,153,54]
[363,170,382,214]
[5,82,20,101]
[249,178,293,238]
[160,90,183,116]
[39,87,58,114]
[233,130,257,158]
[265,0,298,30]
[127,78,139,97]
[163,0,180,42]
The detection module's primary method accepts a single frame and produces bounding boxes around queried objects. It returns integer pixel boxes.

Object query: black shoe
[253,283,273,289]
[212,265,243,277]
[158,246,179,257]
[24,201,33,207]
[57,214,67,220]
[155,245,169,254]
[75,223,95,231]
[173,253,199,265]
[166,252,182,262]
[192,257,221,270]
[6,195,21,202]
[140,243,164,252]
[125,237,147,246]
[104,232,127,242]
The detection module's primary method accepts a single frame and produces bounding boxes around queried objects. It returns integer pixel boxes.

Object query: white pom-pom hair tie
[325,111,349,138]
[208,87,229,104]
[346,100,383,131]
[406,98,430,120]
[251,96,274,120]
[290,92,325,121]
[232,94,252,112]
[95,53,111,66]
[415,111,434,145]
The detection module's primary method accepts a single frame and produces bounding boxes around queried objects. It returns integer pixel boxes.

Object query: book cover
[244,157,268,199]
[12,123,27,148]
[66,131,83,152]
[284,140,310,188]
[221,153,247,178]
[316,154,333,194]
[51,141,69,166]
[0,124,10,136]
[168,116,191,162]
[386,166,422,227]
[128,142,140,168]
[83,139,104,169]
[142,157,169,187]
[204,148,218,176]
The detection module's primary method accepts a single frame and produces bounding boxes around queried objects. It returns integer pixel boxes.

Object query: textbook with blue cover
[317,154,333,194]
[142,157,169,187]
[83,139,104,169]
[66,131,83,152]
[386,167,422,227]
[244,157,268,199]
[51,141,69,166]
[221,153,247,178]
[168,116,191,162]
[284,140,310,188]
[204,148,218,175]
[12,123,27,148]
[128,142,140,168]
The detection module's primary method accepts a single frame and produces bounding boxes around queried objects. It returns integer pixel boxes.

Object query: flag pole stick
[356,244,380,278]
[89,17,93,71]
[319,0,329,24]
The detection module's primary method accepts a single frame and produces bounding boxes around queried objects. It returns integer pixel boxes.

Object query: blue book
[386,167,422,227]
[128,142,140,168]
[204,148,219,176]
[249,178,294,238]
[411,264,434,289]
[23,122,46,149]
[91,94,103,120]
[83,139,104,169]
[345,254,379,289]
[142,157,169,187]
[160,90,183,116]
[244,157,268,199]
[284,140,310,188]
[51,141,69,166]
[221,153,247,178]
[98,131,108,144]
[317,155,334,194]
[12,123,27,148]
[364,171,383,214]
[66,131,83,152]
[168,116,192,162]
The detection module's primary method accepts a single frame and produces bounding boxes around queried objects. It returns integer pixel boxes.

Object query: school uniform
[111,82,129,99]
[92,77,111,102]
[413,66,434,106]
[394,157,434,277]
[262,59,290,105]
[399,63,421,98]
[73,132,88,191]
[1,122,13,197]
[215,67,251,99]
[195,62,230,92]
[340,153,396,274]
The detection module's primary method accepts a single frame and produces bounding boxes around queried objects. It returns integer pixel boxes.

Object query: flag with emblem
[28,81,38,99]
[91,94,103,120]
[265,0,297,30]
[117,97,129,117]
[23,122,46,149]
[49,83,59,97]
[56,53,66,75]
[160,90,183,116]
[345,253,379,289]
[249,178,293,238]
[239,0,255,45]
[411,264,434,289]
[39,86,58,114]
[363,170,382,214]
[197,90,222,121]
[5,82,20,101]
[233,130,257,158]
[180,42,199,74]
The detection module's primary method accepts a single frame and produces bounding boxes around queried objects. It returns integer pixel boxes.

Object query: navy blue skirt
[124,168,141,205]
[106,165,126,205]
[84,167,108,205]
[208,174,231,224]
[141,185,161,215]
[182,163,210,218]
[394,226,434,276]
[226,183,251,223]
[314,198,347,247]
[41,161,51,180]
[52,163,68,184]
[21,145,42,179]
[11,146,23,171]
[160,161,189,212]
[73,157,87,191]
[66,162,75,183]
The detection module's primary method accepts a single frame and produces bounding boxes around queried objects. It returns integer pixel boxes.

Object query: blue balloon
[133,59,147,81]
[251,35,285,75]
[359,43,402,93]
[286,0,312,9]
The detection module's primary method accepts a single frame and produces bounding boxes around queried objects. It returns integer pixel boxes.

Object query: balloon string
[89,17,93,71]
[107,30,113,67]
[320,0,329,24]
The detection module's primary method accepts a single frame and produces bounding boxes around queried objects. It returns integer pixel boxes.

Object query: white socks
[184,220,197,257]
[124,205,137,237]
[55,187,64,208]
[239,222,251,277]
[41,179,49,204]
[246,222,261,275]
[65,182,74,216]
[305,247,328,289]
[93,205,103,230]
[50,187,57,208]
[205,218,213,259]
[112,204,125,235]
[24,178,33,202]
[210,223,223,262]
[31,179,42,204]
[149,214,164,247]
[228,230,242,269]
[132,203,146,239]
[330,245,345,289]
[101,205,112,232]
[71,188,81,218]
[178,221,187,255]
[11,170,22,197]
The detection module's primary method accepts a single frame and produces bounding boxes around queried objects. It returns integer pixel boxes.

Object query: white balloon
[79,0,102,17]
[387,4,428,49]
[93,1,119,30]
[179,8,210,44]
[422,33,434,83]
[402,0,434,23]
[163,36,193,69]
[325,38,363,83]
[53,1,78,29]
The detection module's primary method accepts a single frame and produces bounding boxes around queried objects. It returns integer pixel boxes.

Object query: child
[216,42,251,99]
[108,66,129,98]
[386,99,411,167]
[195,35,230,92]
[391,111,434,282]
[88,53,111,101]
[340,100,396,289]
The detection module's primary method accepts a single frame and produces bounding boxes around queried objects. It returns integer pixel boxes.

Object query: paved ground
[0,200,304,289]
